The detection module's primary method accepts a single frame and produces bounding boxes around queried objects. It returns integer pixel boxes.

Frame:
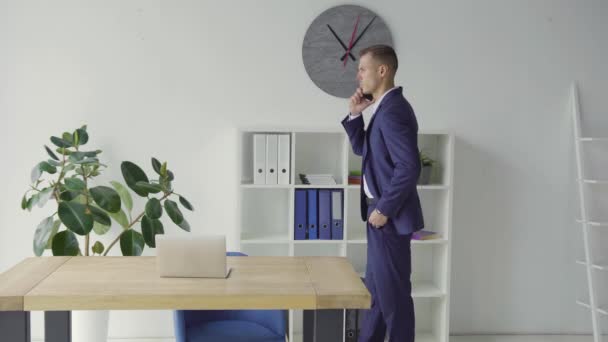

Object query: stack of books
[412,230,440,240]
[299,174,337,185]
[348,170,362,185]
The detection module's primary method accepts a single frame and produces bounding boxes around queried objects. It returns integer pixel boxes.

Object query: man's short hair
[360,45,398,73]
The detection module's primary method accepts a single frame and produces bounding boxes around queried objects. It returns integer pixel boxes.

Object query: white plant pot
[71,310,109,342]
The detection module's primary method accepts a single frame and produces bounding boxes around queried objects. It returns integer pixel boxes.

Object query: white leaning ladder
[572,82,604,342]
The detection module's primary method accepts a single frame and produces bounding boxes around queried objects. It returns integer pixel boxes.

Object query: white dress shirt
[349,86,400,199]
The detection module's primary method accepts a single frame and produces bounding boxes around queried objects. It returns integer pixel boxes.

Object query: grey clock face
[302,5,393,98]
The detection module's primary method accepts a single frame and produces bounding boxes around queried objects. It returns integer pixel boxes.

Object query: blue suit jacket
[342,87,424,235]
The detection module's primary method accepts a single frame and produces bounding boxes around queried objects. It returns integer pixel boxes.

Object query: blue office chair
[173,252,287,342]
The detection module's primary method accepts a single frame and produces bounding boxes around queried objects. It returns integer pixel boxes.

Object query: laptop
[156,234,231,278]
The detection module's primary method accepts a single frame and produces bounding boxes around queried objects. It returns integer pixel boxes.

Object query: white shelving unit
[571,83,607,342]
[238,128,455,342]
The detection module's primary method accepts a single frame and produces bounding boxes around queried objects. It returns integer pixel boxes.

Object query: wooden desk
[0,256,370,341]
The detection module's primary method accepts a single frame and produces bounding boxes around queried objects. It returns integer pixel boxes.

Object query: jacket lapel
[362,87,402,168]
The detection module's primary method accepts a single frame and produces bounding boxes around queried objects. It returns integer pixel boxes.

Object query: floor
[40,335,595,342]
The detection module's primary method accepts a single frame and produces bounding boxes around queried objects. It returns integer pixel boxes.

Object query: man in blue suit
[342,45,424,342]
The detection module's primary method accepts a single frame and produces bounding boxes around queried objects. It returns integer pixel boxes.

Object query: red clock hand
[343,15,361,67]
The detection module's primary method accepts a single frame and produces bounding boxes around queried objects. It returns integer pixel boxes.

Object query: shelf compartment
[414,297,449,341]
[240,188,291,241]
[294,132,346,185]
[240,131,292,185]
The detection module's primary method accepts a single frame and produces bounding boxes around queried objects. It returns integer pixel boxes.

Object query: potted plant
[22,125,194,342]
[418,151,436,185]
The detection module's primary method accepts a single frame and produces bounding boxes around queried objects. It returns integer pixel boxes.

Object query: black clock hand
[340,16,377,61]
[327,24,356,61]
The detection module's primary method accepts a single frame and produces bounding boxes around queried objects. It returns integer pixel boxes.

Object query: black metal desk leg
[0,311,31,342]
[303,309,343,342]
[45,311,71,342]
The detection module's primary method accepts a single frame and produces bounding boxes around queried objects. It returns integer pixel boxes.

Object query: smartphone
[362,93,373,101]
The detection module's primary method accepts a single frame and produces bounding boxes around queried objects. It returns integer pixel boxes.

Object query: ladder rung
[577,300,591,309]
[578,137,608,142]
[577,219,608,226]
[576,260,607,271]
[577,301,608,316]
[578,179,608,184]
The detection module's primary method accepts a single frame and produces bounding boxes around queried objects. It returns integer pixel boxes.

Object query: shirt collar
[371,86,400,115]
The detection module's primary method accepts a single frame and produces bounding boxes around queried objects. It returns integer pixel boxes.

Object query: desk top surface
[0,256,370,311]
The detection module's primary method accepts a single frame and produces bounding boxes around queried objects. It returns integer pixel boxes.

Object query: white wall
[1,0,607,338]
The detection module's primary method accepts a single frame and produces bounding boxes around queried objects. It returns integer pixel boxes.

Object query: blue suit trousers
[359,205,415,342]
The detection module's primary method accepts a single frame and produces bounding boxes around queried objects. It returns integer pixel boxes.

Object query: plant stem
[102,191,173,256]
[52,153,68,203]
[80,163,91,256]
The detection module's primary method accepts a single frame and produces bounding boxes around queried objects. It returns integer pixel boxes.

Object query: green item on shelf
[349,170,362,176]
[420,152,435,166]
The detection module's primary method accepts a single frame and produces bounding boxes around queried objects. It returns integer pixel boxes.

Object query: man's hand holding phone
[349,88,374,115]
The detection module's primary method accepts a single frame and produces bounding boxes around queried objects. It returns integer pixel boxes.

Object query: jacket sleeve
[375,111,420,218]
[341,114,365,156]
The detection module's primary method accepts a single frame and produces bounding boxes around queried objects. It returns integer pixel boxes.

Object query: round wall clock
[302,5,393,98]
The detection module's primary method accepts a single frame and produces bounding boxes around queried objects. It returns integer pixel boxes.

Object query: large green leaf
[58,201,94,235]
[33,216,54,256]
[179,196,194,211]
[110,181,133,213]
[68,151,87,162]
[120,230,145,256]
[69,150,101,162]
[72,157,99,165]
[92,221,111,235]
[164,199,184,225]
[108,209,129,229]
[51,230,80,256]
[141,215,164,247]
[76,128,89,145]
[64,177,86,191]
[31,161,57,183]
[47,159,61,167]
[62,132,74,144]
[39,161,57,174]
[36,188,54,208]
[55,147,72,155]
[45,145,59,160]
[50,136,72,148]
[30,164,42,183]
[92,241,104,255]
[89,205,111,226]
[84,150,101,157]
[121,161,149,197]
[177,218,191,232]
[145,198,162,219]
[21,193,28,210]
[151,157,162,175]
[72,129,80,146]
[59,189,79,201]
[135,181,162,194]
[46,220,61,249]
[25,195,36,211]
[90,186,121,213]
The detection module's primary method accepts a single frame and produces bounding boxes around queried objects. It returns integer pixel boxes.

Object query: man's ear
[378,64,387,77]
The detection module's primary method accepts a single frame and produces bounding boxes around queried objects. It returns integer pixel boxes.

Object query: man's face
[357,54,381,95]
